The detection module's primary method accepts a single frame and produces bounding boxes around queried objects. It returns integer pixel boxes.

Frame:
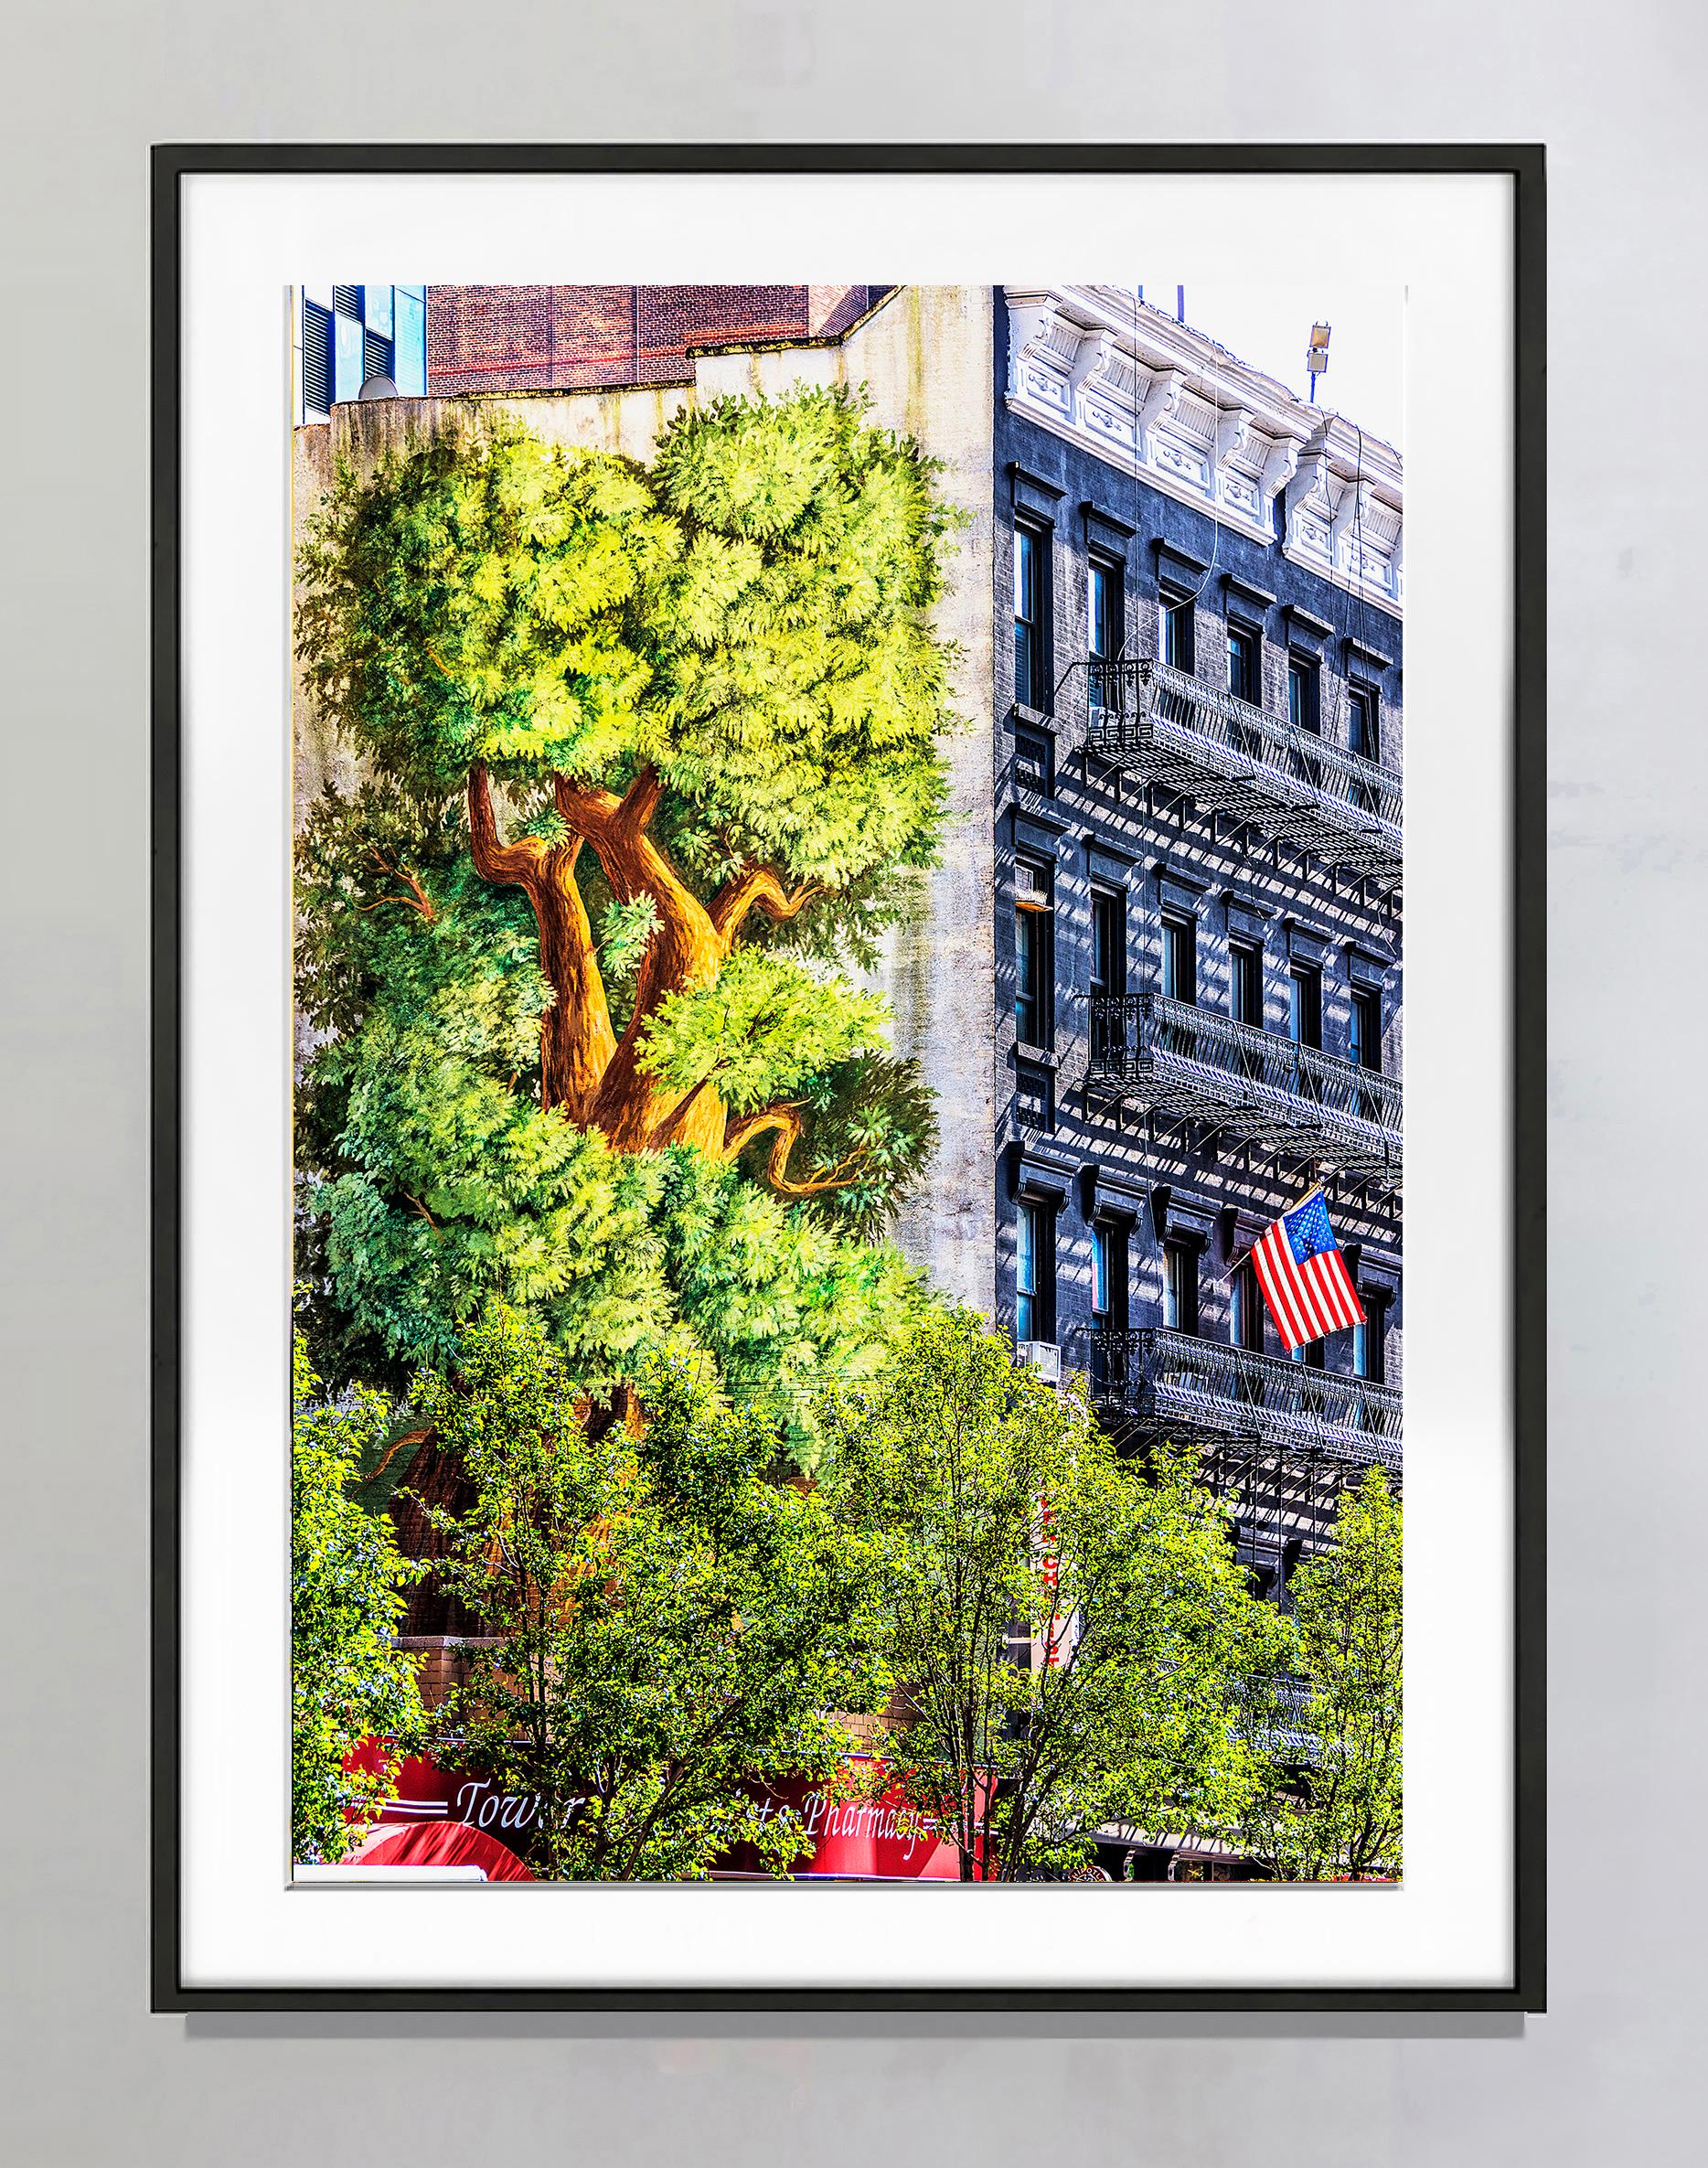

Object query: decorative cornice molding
[1003,285,1403,617]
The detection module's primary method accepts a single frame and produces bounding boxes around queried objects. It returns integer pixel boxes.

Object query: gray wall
[0,3,1700,2162]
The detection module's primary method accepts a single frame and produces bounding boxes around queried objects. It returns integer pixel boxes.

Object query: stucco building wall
[291,284,997,1315]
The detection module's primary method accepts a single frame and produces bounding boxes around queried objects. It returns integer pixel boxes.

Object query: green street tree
[820,1309,1287,1881]
[291,1329,426,1864]
[294,390,956,1456]
[1231,1467,1404,1881]
[414,1303,887,1880]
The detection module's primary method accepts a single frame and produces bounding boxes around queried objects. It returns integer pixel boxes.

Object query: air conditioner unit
[1015,1340,1062,1383]
[1014,862,1048,908]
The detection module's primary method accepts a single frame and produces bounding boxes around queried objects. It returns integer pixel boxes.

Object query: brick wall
[427,284,891,394]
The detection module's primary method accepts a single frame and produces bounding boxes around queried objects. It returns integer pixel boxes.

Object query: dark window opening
[1349,683,1379,762]
[1353,1292,1387,1383]
[1014,729,1052,796]
[1163,1239,1200,1336]
[1014,861,1053,1050]
[1159,586,1196,673]
[1287,653,1320,734]
[1091,1222,1129,1334]
[1017,1202,1056,1343]
[1230,1257,1265,1352]
[1350,986,1382,1073]
[1091,889,1126,998]
[1088,556,1121,693]
[1287,964,1322,1050]
[1161,913,1198,1006]
[1227,622,1259,705]
[1230,940,1263,1029]
[1014,526,1046,710]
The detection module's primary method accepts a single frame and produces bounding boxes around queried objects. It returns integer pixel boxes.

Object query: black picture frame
[151,141,1546,2014]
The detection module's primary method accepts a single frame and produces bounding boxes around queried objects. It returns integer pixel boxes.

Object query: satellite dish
[358,374,399,400]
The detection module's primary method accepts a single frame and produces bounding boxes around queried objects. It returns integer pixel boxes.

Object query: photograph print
[287,278,1404,1892]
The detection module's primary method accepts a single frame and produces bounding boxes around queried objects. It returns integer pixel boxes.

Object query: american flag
[1250,1190,1365,1351]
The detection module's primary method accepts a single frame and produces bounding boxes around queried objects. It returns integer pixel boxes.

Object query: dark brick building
[425,284,893,395]
[992,287,1404,1606]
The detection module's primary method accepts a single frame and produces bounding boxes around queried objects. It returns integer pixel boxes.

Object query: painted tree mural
[294,390,957,1456]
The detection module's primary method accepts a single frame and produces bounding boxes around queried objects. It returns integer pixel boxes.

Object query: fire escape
[1085,657,1403,891]
[1073,653,1404,1556]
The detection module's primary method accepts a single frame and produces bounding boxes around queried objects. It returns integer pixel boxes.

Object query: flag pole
[1211,1181,1326,1286]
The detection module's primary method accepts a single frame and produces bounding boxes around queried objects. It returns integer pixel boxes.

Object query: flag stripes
[1250,1191,1365,1352]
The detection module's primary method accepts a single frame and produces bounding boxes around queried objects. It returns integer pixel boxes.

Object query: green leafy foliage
[821,1310,1287,1880]
[637,947,890,1115]
[296,390,957,953]
[293,390,958,1449]
[291,1328,426,1864]
[414,1305,887,1880]
[596,892,659,1004]
[1230,1468,1404,1881]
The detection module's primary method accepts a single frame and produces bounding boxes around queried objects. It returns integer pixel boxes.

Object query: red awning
[351,1817,535,1882]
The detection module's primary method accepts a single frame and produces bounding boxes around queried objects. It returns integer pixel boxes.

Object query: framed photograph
[152,144,1544,2010]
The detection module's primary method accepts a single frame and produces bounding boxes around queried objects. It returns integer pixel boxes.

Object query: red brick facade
[426,284,891,395]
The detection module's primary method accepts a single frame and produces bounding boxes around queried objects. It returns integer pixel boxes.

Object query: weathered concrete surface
[291,287,998,1316]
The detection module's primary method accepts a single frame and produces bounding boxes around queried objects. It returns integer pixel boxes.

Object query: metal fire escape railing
[1086,992,1402,1188]
[1087,1327,1403,1475]
[1084,657,1403,887]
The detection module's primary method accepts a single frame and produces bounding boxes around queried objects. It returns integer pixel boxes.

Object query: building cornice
[1002,285,1403,617]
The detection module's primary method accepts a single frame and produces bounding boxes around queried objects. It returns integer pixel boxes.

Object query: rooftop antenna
[1307,320,1331,404]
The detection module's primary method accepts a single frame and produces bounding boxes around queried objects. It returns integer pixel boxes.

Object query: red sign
[339,1744,970,1880]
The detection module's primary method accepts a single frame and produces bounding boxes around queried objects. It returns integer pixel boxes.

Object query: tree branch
[720,1104,863,1196]
[466,764,547,889]
[709,864,824,943]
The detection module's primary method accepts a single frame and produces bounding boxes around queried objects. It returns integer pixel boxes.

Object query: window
[1014,526,1045,709]
[1163,1240,1200,1336]
[1290,1333,1327,1369]
[1014,729,1052,796]
[1091,1221,1129,1332]
[1286,652,1319,733]
[1161,913,1197,1005]
[301,300,333,417]
[1088,556,1120,715]
[1015,1061,1052,1133]
[1016,1202,1055,1342]
[1350,986,1382,1073]
[393,286,428,397]
[1353,1292,1386,1383]
[1014,860,1053,1049]
[1227,622,1259,705]
[1090,886,1125,1064]
[1159,586,1195,672]
[1348,684,1379,761]
[1287,963,1322,1050]
[1229,1257,1264,1351]
[1230,940,1263,1028]
[1091,890,1125,999]
[333,304,367,403]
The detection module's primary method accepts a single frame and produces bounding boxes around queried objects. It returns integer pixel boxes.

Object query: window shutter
[301,301,332,415]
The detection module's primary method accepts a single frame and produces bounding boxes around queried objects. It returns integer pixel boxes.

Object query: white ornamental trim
[1003,286,1403,619]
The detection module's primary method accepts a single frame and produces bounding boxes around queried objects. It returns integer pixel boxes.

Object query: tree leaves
[820,1311,1286,1880]
[291,1328,426,1864]
[413,1305,887,1879]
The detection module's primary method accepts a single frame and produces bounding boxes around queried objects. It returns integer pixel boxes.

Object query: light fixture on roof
[1306,321,1330,403]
